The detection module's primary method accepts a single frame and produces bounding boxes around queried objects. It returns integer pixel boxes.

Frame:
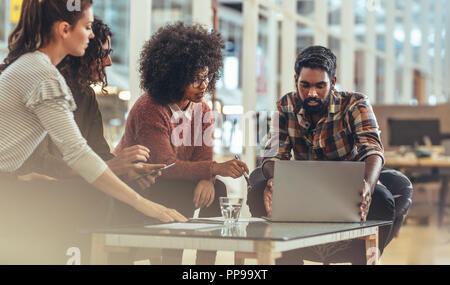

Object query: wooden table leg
[90,234,108,265]
[365,227,379,265]
[255,242,281,265]
[234,252,256,265]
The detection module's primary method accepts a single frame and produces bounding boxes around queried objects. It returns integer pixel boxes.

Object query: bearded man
[247,45,412,265]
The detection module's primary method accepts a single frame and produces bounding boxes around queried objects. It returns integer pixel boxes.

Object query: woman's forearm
[92,167,143,208]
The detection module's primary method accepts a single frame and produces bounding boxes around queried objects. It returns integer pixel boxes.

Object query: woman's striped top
[0,51,107,183]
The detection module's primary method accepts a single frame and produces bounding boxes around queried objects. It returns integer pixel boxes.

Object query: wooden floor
[381,219,450,265]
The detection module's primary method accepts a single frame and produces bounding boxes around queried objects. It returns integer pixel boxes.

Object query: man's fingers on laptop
[265,203,271,217]
[264,186,273,215]
[267,178,274,189]
[360,210,367,222]
[359,203,369,221]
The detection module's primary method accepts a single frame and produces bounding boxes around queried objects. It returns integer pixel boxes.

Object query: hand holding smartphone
[132,163,176,182]
[149,162,176,176]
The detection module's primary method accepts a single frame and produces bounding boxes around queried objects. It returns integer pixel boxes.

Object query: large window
[93,1,131,90]
[152,0,193,33]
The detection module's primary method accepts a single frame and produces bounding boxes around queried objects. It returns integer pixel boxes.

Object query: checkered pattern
[263,90,384,164]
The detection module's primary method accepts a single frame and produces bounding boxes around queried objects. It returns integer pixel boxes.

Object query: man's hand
[193,180,215,209]
[360,180,372,222]
[107,145,151,176]
[126,163,166,190]
[264,178,274,217]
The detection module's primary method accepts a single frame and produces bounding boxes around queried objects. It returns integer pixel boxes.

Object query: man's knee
[379,168,413,217]
[246,169,268,217]
[368,185,395,221]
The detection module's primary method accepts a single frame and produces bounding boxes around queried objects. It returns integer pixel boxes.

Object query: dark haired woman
[0,0,186,264]
[115,22,249,264]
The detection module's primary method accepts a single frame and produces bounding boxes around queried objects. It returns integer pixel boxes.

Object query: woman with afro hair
[115,22,250,264]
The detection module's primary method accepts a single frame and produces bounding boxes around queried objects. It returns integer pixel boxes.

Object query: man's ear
[56,21,72,39]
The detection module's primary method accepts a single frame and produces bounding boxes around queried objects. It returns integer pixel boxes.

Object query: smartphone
[150,162,176,175]
[132,163,176,181]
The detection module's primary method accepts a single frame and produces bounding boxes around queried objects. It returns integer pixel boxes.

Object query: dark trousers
[0,177,111,265]
[110,178,227,265]
[378,168,413,241]
[246,168,412,264]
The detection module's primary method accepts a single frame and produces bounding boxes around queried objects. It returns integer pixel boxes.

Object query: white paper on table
[145,223,222,230]
[189,217,267,223]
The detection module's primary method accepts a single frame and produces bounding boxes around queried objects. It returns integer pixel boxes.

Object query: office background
[2,0,449,152]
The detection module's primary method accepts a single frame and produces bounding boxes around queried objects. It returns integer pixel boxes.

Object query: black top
[72,87,114,161]
[17,87,114,177]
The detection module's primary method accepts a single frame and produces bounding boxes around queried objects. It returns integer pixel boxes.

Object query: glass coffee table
[90,219,391,265]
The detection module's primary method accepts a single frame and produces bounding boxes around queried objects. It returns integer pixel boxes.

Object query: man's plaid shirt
[263,90,384,165]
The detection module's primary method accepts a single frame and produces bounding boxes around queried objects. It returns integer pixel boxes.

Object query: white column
[242,0,258,173]
[364,5,376,103]
[445,1,450,101]
[192,0,212,28]
[401,0,413,104]
[419,0,429,73]
[267,2,279,109]
[129,0,152,110]
[314,0,328,46]
[418,0,430,103]
[4,0,10,40]
[340,0,355,91]
[433,0,443,102]
[384,0,396,104]
[280,0,297,96]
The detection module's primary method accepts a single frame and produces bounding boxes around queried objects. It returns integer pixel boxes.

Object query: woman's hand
[126,163,165,190]
[135,198,188,223]
[193,180,215,209]
[107,145,151,176]
[17,172,58,182]
[212,159,249,179]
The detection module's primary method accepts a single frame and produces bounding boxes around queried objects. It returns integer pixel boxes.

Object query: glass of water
[219,197,243,225]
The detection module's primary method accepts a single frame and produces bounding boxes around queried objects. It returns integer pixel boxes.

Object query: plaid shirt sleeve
[348,98,385,165]
[262,100,293,165]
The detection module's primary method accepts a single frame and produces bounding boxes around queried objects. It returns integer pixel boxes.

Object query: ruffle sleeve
[25,78,77,112]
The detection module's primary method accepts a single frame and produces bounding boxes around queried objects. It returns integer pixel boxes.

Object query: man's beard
[299,90,332,115]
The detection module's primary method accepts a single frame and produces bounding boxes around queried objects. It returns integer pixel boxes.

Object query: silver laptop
[266,160,364,223]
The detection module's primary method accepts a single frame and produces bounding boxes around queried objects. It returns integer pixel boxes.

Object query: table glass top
[94,220,391,242]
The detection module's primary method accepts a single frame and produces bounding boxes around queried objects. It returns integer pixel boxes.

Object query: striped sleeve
[27,79,107,183]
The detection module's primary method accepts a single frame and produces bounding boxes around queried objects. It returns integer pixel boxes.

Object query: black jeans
[110,178,227,265]
[378,168,413,241]
[246,168,411,264]
[0,177,111,265]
